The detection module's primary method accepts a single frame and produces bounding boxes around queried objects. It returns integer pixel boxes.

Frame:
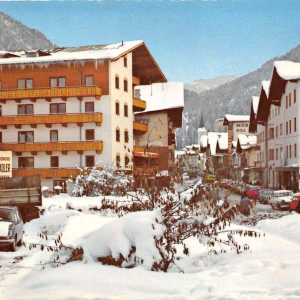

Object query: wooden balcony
[132,77,140,86]
[133,98,146,112]
[0,86,102,102]
[13,168,80,179]
[133,121,148,133]
[133,166,158,176]
[0,112,103,127]
[0,141,103,153]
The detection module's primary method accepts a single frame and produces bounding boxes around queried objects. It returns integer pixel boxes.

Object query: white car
[269,190,293,210]
[0,206,23,251]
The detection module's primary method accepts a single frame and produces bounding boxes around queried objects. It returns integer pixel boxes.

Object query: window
[286,146,288,159]
[50,130,58,142]
[286,122,288,135]
[286,96,288,109]
[85,76,93,86]
[0,105,2,116]
[115,102,120,115]
[18,104,33,115]
[0,80,1,89]
[115,76,119,89]
[276,148,278,160]
[85,102,94,113]
[85,129,95,140]
[18,131,34,143]
[85,156,95,167]
[0,132,2,143]
[278,106,280,115]
[275,126,278,138]
[124,104,128,117]
[18,79,33,89]
[50,103,66,114]
[289,93,292,107]
[294,89,297,103]
[124,79,128,92]
[50,156,59,168]
[269,149,274,161]
[53,180,67,193]
[169,150,173,159]
[280,123,283,135]
[269,128,274,139]
[289,145,292,158]
[294,117,297,132]
[275,107,277,117]
[124,130,129,143]
[116,155,120,168]
[124,56,127,67]
[50,77,66,87]
[125,156,130,167]
[18,157,34,168]
[116,129,120,142]
[295,144,297,158]
[289,120,292,134]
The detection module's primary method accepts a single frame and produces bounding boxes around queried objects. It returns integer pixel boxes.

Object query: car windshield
[275,192,293,197]
[261,190,272,196]
[0,208,14,222]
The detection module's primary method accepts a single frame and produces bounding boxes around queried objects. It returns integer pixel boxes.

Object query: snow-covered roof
[232,141,237,148]
[261,81,270,98]
[238,134,257,146]
[274,61,300,81]
[217,133,228,151]
[135,82,184,113]
[208,132,228,155]
[175,150,185,157]
[191,144,200,149]
[0,41,143,66]
[252,96,260,115]
[197,127,206,132]
[223,114,250,125]
[200,135,208,149]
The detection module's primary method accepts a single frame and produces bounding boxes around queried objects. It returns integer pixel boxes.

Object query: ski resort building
[0,41,168,191]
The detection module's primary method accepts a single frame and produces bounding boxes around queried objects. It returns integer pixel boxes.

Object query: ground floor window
[18,157,34,168]
[85,155,95,167]
[53,180,67,193]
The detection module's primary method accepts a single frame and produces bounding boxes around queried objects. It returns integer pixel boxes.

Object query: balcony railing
[133,121,148,133]
[133,98,146,112]
[0,86,102,101]
[133,166,158,176]
[0,112,103,127]
[0,140,103,153]
[13,168,80,178]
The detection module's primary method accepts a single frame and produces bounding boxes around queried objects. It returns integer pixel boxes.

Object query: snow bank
[82,210,163,269]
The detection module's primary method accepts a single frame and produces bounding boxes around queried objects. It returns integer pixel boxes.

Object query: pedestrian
[240,191,250,216]
[181,175,184,186]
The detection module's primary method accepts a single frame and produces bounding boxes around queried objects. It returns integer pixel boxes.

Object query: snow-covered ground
[1,193,300,299]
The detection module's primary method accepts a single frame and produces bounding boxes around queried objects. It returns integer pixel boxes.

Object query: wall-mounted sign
[0,151,12,178]
[232,122,249,140]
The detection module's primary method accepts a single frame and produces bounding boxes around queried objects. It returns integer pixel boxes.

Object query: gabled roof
[207,132,228,156]
[236,134,257,153]
[249,96,260,133]
[256,81,271,123]
[200,135,208,151]
[223,114,250,126]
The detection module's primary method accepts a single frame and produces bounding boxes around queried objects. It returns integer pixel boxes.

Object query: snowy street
[0,184,299,299]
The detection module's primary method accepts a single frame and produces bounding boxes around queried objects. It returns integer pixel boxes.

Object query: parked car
[269,190,293,210]
[188,166,198,179]
[259,189,273,204]
[289,194,300,211]
[220,179,233,188]
[0,206,23,251]
[203,175,215,182]
[246,186,264,199]
[198,171,205,178]
[252,188,269,201]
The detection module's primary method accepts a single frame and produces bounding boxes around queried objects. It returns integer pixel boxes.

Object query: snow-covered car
[269,190,293,210]
[0,206,23,251]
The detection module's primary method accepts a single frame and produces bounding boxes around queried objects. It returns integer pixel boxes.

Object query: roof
[236,134,257,153]
[0,41,143,65]
[252,96,260,115]
[223,114,250,125]
[207,132,228,156]
[274,61,300,81]
[261,81,270,98]
[135,82,184,114]
[200,135,208,150]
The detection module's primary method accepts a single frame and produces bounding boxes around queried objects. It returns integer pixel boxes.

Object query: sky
[0,0,299,83]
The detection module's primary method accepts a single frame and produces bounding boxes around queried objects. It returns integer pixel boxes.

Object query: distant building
[215,118,228,132]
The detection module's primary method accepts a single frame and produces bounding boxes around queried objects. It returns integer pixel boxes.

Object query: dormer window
[18,79,33,89]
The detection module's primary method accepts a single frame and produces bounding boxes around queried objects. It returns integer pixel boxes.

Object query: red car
[252,188,269,201]
[246,186,264,199]
[289,194,300,211]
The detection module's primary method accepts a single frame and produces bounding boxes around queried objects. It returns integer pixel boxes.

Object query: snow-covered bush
[72,166,130,197]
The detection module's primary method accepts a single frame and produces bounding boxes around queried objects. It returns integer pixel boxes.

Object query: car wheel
[10,236,17,252]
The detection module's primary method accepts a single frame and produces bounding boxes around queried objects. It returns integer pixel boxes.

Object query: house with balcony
[133,82,184,182]
[0,41,167,191]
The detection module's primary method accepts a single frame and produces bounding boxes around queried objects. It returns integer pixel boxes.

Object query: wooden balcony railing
[133,98,146,112]
[133,166,158,176]
[0,86,102,101]
[133,121,148,133]
[13,168,80,178]
[0,112,103,127]
[0,141,103,153]
[132,77,140,86]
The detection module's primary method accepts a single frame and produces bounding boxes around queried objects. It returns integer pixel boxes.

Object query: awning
[133,151,159,159]
[275,166,299,172]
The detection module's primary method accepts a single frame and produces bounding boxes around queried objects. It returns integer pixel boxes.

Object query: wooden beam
[0,100,6,104]
[30,99,36,103]
[45,124,52,128]
[30,124,37,128]
[15,99,21,103]
[31,151,37,156]
[46,98,51,102]
[62,151,68,155]
[77,150,83,155]
[77,96,83,101]
[61,97,67,102]
[0,125,7,129]
[77,123,83,127]
[62,123,68,127]
[46,151,52,155]
[15,125,21,129]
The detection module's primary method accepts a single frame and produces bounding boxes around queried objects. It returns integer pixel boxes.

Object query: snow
[238,134,257,146]
[252,96,260,115]
[2,194,300,299]
[207,132,227,155]
[223,114,250,125]
[262,80,270,98]
[274,61,300,81]
[200,134,208,148]
[0,41,143,66]
[134,82,184,114]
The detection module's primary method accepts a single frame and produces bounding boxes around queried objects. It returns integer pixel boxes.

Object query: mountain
[184,76,236,94]
[176,44,300,149]
[0,12,56,51]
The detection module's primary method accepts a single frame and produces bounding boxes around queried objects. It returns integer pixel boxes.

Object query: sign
[0,151,12,178]
[232,122,250,140]
[176,178,182,184]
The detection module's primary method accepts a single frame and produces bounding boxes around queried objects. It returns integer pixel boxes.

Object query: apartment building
[0,41,167,191]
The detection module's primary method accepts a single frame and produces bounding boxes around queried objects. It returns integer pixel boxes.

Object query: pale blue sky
[0,0,299,83]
